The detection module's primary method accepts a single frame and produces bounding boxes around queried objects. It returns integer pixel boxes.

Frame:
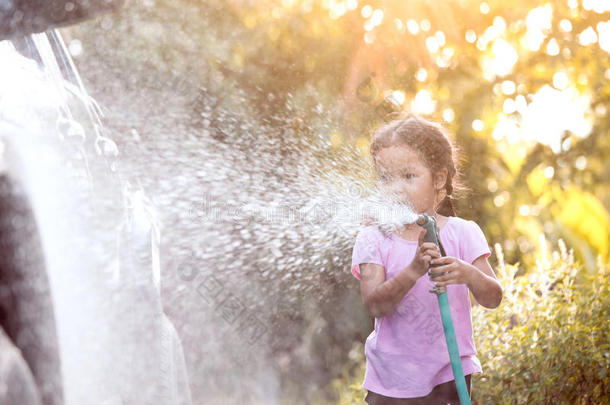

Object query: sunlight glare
[411,89,435,115]
[492,116,519,141]
[465,29,477,43]
[480,2,490,14]
[346,0,358,10]
[546,38,560,55]
[552,71,569,90]
[597,21,610,52]
[472,119,484,131]
[426,36,440,53]
[371,9,384,26]
[391,90,405,105]
[361,4,372,18]
[578,27,597,46]
[501,80,516,95]
[407,19,419,35]
[483,39,518,78]
[435,31,446,47]
[559,19,572,32]
[524,5,553,51]
[503,98,516,114]
[443,108,455,123]
[416,67,428,81]
[582,0,610,13]
[520,85,592,153]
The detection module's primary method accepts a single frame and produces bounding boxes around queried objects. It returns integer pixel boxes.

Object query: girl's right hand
[409,227,441,279]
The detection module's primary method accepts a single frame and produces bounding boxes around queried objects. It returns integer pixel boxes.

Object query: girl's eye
[403,173,415,179]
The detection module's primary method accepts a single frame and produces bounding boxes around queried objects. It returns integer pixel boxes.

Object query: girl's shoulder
[446,215,478,226]
[444,216,484,234]
[358,224,389,240]
[445,216,490,247]
[445,216,491,262]
[354,225,394,249]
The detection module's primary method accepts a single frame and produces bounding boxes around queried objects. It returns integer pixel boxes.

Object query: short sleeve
[351,226,385,280]
[460,220,492,264]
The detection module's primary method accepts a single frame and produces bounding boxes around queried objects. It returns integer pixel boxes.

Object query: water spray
[416,213,472,405]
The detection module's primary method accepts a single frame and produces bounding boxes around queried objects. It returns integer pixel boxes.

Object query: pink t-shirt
[351,215,492,398]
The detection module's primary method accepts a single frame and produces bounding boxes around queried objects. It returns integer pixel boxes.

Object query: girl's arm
[359,233,441,318]
[359,263,420,318]
[466,255,503,309]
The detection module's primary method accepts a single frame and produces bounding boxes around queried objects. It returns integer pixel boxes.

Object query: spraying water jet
[0,2,193,403]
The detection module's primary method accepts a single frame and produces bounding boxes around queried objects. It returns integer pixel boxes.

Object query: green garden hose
[416,213,471,405]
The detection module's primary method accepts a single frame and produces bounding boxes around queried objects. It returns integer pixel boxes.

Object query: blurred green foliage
[472,239,609,404]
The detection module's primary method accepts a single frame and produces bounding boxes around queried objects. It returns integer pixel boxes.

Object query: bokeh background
[59,0,609,403]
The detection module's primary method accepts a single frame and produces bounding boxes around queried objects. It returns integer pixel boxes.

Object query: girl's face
[374,145,446,214]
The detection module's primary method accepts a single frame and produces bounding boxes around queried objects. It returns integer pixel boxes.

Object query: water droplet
[95,136,119,157]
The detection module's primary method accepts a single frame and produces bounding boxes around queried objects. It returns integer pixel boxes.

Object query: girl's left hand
[428,256,474,287]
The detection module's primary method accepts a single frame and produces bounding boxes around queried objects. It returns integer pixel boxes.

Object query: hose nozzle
[415,213,440,253]
[416,213,431,227]
[415,213,446,294]
[416,213,437,236]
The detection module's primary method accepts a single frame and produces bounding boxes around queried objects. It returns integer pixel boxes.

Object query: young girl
[351,116,503,404]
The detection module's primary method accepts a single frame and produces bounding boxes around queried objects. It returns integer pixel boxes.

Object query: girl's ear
[434,168,448,191]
